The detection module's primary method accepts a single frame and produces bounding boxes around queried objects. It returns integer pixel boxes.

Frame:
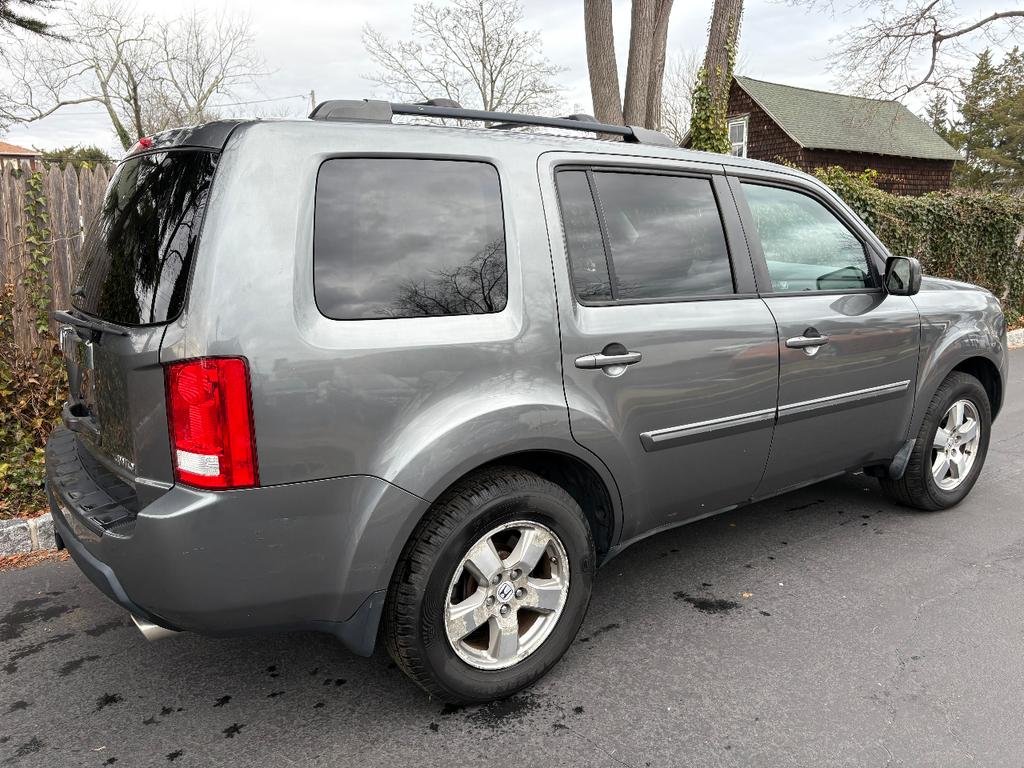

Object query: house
[722,76,960,196]
[0,141,42,171]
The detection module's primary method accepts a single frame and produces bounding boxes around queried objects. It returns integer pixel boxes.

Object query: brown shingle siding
[729,81,802,165]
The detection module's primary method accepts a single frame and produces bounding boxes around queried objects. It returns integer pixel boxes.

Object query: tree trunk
[584,0,623,125]
[701,0,743,117]
[622,0,657,125]
[644,0,674,130]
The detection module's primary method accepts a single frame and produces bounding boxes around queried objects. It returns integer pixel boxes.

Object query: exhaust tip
[131,614,179,642]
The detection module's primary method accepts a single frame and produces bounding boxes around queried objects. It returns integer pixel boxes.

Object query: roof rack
[308,99,677,147]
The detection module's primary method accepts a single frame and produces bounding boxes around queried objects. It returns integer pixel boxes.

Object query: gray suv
[46,100,1008,703]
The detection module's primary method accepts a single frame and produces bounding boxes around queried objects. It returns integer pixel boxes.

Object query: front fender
[909,287,1008,437]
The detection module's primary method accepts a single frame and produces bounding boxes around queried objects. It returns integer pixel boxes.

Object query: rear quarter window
[314,158,507,320]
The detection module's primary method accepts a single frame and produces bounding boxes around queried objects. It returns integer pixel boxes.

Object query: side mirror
[884,255,922,296]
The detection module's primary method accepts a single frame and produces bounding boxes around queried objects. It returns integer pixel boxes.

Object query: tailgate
[57,147,220,509]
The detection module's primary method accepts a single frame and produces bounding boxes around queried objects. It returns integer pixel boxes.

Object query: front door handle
[575,351,643,370]
[785,335,830,349]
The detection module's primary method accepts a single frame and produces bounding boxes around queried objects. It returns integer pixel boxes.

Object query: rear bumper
[46,427,428,655]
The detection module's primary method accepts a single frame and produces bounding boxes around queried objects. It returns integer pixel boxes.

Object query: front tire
[881,372,991,510]
[384,467,595,703]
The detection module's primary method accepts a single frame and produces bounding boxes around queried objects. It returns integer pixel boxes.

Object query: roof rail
[308,99,677,147]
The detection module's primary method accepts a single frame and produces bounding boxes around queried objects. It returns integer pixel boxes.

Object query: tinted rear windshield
[72,150,218,325]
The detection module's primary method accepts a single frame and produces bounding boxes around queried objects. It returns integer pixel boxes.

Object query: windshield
[72,149,218,325]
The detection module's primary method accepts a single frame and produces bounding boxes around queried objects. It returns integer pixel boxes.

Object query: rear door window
[314,158,507,320]
[556,169,734,302]
[73,150,218,326]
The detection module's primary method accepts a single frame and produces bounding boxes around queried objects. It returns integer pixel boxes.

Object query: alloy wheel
[444,520,569,670]
[932,399,982,491]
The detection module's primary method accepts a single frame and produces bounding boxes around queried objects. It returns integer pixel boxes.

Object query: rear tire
[880,372,991,511]
[384,467,595,703]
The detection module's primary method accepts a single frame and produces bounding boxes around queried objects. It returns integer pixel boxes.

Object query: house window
[728,116,748,157]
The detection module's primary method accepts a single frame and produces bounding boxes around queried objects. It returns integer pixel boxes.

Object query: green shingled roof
[735,76,960,161]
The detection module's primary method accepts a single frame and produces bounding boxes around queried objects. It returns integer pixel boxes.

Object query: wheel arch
[911,351,1005,438]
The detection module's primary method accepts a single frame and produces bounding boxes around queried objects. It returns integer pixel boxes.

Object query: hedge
[813,167,1024,326]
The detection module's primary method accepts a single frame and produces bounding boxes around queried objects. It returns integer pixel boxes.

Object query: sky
[0,0,1010,155]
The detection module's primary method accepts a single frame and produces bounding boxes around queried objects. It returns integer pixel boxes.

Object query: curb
[0,513,57,557]
[1008,328,1024,349]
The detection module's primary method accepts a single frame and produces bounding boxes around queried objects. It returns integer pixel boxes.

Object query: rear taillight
[165,357,258,490]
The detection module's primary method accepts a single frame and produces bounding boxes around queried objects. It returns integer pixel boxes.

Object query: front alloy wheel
[931,399,982,491]
[880,371,991,511]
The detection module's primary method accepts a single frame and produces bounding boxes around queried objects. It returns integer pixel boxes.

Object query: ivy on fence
[0,170,66,519]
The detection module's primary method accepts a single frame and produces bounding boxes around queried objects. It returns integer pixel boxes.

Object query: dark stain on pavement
[577,622,620,643]
[166,750,183,762]
[6,736,43,761]
[6,701,28,713]
[84,620,122,637]
[213,696,231,707]
[58,654,100,677]
[675,593,741,614]
[463,693,544,730]
[4,632,75,674]
[222,723,245,739]
[95,693,122,711]
[0,596,76,642]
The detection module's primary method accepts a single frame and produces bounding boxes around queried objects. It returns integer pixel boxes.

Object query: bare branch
[785,0,1024,97]
[362,0,564,115]
[0,0,264,145]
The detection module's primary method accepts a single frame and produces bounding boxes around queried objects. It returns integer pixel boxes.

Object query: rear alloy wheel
[445,520,570,670]
[881,371,991,510]
[385,467,595,703]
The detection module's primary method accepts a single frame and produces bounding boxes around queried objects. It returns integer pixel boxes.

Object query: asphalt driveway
[3,349,1023,767]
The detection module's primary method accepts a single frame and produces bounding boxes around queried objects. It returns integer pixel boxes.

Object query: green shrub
[813,166,1024,326]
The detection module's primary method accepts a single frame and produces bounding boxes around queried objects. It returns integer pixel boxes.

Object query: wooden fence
[0,161,112,356]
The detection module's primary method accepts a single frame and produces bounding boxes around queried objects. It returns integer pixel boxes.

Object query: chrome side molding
[640,407,776,452]
[640,380,912,451]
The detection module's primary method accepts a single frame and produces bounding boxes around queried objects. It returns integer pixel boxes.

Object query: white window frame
[728,115,749,158]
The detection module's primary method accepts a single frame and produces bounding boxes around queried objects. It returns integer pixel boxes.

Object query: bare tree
[786,0,1024,97]
[151,9,264,131]
[0,1,264,147]
[660,49,703,144]
[688,0,744,152]
[362,0,564,114]
[584,0,674,128]
[0,0,60,36]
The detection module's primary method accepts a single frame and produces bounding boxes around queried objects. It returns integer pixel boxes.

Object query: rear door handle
[575,351,643,370]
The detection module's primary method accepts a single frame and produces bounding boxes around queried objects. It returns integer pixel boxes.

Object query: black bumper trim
[48,487,177,631]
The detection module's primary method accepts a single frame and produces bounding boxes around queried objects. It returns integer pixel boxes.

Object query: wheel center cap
[495,580,515,603]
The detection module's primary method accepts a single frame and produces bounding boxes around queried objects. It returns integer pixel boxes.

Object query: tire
[384,467,596,703]
[881,371,991,511]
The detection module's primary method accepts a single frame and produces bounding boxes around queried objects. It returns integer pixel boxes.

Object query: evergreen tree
[39,145,114,170]
[924,92,950,141]
[950,48,1023,191]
